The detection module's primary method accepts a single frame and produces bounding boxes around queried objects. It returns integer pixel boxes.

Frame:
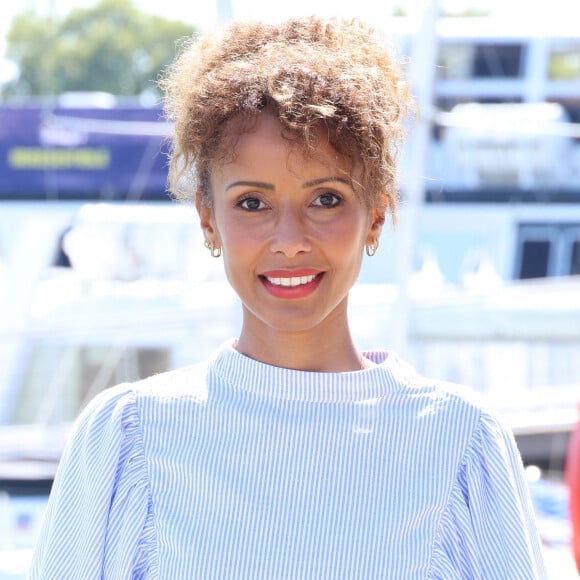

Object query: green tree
[2,0,195,98]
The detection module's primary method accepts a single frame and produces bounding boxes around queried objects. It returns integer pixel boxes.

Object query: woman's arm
[28,386,154,579]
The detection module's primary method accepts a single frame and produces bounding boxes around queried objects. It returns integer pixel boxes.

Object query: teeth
[266,274,317,287]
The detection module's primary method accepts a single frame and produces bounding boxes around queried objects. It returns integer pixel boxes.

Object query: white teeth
[266,275,317,287]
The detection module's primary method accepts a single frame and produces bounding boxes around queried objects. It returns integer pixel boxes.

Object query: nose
[269,207,311,257]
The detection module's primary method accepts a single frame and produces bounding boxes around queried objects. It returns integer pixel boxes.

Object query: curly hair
[160,16,414,216]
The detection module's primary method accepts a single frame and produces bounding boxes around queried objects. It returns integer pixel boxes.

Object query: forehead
[212,112,358,180]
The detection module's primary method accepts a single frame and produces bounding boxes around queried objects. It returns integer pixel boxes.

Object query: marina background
[0,1,579,577]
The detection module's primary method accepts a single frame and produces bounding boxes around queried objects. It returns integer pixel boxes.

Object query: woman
[29,16,546,578]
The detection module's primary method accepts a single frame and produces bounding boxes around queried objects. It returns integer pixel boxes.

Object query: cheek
[220,222,261,248]
[324,216,370,249]
[217,220,266,269]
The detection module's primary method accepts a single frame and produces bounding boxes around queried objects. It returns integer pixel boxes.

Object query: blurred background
[0,0,578,577]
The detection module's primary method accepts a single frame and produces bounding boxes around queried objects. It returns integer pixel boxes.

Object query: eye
[312,191,343,208]
[236,196,267,211]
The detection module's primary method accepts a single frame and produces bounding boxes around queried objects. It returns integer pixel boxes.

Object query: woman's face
[198,113,384,340]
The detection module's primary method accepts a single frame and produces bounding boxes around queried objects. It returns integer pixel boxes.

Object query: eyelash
[312,191,343,208]
[234,191,344,212]
[235,195,267,211]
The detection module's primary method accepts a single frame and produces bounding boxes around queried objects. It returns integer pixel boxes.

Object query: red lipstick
[260,269,323,299]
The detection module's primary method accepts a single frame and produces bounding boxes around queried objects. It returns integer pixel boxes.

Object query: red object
[566,410,580,573]
[260,273,323,299]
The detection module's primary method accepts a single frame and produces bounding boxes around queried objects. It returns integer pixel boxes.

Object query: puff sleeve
[28,386,157,579]
[431,410,547,579]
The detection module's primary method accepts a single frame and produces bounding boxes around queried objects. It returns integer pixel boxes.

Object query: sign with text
[0,105,172,200]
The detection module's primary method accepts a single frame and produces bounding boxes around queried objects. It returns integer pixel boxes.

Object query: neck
[234,322,368,372]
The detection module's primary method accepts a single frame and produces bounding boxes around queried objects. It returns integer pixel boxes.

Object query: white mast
[390,0,440,355]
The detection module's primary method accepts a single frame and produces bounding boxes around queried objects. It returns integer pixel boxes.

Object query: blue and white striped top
[29,342,547,579]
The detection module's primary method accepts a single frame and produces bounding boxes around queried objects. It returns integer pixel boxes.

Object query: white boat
[1,15,579,476]
[1,15,579,579]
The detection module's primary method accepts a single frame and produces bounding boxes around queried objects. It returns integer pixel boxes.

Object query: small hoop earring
[365,240,379,257]
[204,240,222,258]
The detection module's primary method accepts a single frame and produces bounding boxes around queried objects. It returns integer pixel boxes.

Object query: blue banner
[0,105,172,200]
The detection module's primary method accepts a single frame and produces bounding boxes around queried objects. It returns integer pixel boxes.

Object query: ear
[366,194,387,244]
[195,189,217,242]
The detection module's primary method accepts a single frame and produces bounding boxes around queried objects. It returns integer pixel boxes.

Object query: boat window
[519,239,551,279]
[52,227,72,268]
[8,344,170,425]
[472,43,523,78]
[552,98,580,139]
[437,43,473,80]
[516,224,580,279]
[548,41,580,80]
[569,239,580,276]
[438,42,523,80]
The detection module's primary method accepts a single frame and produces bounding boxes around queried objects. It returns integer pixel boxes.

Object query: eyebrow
[302,176,351,188]
[226,176,350,191]
[226,180,275,191]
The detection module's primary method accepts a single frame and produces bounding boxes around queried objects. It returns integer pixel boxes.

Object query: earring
[204,240,222,258]
[365,239,379,257]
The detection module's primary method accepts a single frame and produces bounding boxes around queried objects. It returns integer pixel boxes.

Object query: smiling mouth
[262,274,319,287]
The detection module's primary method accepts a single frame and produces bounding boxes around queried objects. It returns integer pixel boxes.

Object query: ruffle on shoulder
[29,386,158,579]
[429,410,546,579]
[99,387,159,578]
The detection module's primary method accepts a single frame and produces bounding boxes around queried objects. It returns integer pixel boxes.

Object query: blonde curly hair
[161,16,414,216]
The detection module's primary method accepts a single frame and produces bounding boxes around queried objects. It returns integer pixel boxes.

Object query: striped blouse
[29,342,547,579]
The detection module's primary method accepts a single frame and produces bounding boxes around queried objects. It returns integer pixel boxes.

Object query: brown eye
[313,192,342,208]
[237,196,266,211]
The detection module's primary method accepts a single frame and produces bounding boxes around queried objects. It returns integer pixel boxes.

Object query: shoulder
[129,360,210,402]
[70,361,210,442]
[73,382,138,435]
[384,352,487,419]
[379,352,514,452]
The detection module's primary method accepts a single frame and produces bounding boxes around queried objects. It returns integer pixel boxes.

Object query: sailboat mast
[391,0,440,355]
